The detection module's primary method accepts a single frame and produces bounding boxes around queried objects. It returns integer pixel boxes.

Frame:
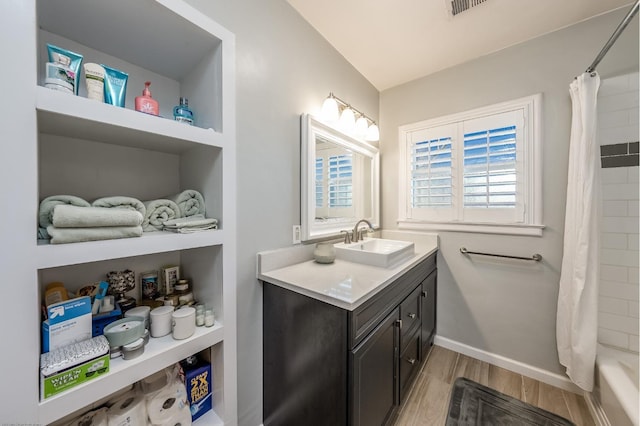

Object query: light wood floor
[394,345,596,426]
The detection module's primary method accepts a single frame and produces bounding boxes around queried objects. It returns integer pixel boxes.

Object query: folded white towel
[166,190,206,217]
[52,205,143,228]
[162,214,218,228]
[47,225,143,244]
[142,199,181,232]
[39,195,91,229]
[92,196,146,217]
[163,214,218,233]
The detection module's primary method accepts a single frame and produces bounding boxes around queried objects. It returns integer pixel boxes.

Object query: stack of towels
[39,195,145,244]
[143,190,217,233]
[38,190,217,244]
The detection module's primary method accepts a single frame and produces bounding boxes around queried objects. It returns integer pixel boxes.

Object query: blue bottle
[173,97,194,125]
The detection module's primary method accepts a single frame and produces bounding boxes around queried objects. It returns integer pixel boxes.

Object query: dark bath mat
[446,377,575,426]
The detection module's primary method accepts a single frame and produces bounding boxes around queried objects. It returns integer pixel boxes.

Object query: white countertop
[257,232,438,311]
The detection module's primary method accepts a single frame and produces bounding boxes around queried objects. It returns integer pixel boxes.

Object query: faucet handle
[340,230,352,244]
[358,228,371,241]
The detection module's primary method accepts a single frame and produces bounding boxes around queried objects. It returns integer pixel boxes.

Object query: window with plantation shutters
[398,94,543,236]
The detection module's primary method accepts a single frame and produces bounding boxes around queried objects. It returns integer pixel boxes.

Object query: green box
[41,354,110,399]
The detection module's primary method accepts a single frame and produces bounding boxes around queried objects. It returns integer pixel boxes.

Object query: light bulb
[355,116,368,139]
[365,123,380,142]
[321,96,339,123]
[339,107,356,134]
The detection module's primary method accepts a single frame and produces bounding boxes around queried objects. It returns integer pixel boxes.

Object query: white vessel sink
[334,238,415,268]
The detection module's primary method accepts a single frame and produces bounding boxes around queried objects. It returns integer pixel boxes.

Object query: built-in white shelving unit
[0,0,236,424]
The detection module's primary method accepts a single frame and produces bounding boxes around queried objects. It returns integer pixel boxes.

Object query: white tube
[83,63,105,102]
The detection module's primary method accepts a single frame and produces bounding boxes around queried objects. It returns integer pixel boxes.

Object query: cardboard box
[184,361,212,421]
[42,296,92,353]
[41,353,109,399]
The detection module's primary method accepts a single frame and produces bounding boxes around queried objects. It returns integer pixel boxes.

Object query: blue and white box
[184,361,212,421]
[42,296,92,353]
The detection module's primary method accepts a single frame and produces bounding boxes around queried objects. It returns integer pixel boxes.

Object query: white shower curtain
[556,72,601,392]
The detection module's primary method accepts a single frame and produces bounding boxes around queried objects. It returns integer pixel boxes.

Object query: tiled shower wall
[597,71,639,354]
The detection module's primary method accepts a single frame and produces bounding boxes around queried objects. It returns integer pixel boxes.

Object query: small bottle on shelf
[173,97,194,125]
[135,81,159,115]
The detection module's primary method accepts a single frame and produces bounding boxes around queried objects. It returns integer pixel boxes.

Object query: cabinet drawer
[349,253,436,349]
[399,286,421,355]
[399,328,421,401]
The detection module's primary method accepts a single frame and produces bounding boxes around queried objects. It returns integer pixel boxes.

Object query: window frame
[398,94,544,236]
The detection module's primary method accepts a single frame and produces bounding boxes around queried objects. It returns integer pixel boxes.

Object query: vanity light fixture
[321,95,340,123]
[338,106,356,133]
[320,93,380,142]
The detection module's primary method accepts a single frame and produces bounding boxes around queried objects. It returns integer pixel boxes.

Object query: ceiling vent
[450,0,488,16]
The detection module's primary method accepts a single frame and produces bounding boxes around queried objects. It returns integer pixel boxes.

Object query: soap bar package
[184,361,212,421]
[42,296,92,353]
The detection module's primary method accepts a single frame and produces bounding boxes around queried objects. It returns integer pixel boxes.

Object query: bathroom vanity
[258,236,437,426]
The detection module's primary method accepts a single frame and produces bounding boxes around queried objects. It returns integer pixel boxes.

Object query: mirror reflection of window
[315,140,355,220]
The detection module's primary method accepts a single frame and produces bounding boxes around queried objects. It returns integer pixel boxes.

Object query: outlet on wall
[292,225,301,244]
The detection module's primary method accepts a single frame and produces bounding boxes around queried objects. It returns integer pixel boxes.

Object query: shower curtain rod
[586,0,639,73]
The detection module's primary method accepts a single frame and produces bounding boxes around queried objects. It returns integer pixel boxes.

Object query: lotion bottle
[135,81,159,115]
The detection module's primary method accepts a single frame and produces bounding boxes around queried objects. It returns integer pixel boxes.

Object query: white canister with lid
[124,306,151,330]
[172,307,196,340]
[150,306,174,337]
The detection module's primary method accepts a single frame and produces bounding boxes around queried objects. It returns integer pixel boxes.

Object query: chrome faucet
[352,219,374,242]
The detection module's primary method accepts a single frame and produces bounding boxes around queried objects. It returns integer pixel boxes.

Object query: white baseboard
[434,335,583,394]
[584,391,611,426]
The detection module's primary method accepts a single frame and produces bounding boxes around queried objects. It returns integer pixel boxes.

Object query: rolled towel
[39,195,90,229]
[143,199,181,232]
[163,214,218,233]
[165,190,205,217]
[47,225,143,244]
[92,196,146,217]
[52,205,143,228]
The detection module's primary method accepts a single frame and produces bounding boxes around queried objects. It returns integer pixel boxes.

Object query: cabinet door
[421,270,437,358]
[350,307,399,426]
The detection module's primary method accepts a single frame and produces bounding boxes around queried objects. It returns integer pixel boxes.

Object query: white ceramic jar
[149,306,174,337]
[172,306,196,340]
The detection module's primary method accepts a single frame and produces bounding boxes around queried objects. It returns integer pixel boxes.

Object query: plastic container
[91,303,123,337]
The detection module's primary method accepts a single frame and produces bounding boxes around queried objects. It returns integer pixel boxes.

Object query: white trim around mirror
[301,114,380,242]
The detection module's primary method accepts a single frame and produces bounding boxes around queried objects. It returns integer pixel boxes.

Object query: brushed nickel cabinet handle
[422,290,427,298]
[407,358,416,365]
[408,313,416,319]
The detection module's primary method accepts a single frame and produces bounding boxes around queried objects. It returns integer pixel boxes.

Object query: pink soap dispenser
[135,81,159,115]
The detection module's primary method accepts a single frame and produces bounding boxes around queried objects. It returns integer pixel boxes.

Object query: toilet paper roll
[150,406,192,426]
[68,407,108,426]
[145,381,188,425]
[107,392,147,426]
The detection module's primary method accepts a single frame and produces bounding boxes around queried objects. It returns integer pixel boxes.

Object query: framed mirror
[301,114,380,241]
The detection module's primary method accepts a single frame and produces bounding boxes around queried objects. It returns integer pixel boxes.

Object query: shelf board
[37,229,224,269]
[36,86,224,154]
[38,323,224,425]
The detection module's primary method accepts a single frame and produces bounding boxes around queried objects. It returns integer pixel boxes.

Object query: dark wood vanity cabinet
[263,252,437,426]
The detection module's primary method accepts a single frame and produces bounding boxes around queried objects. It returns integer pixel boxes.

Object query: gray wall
[380,9,638,375]
[184,1,378,425]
